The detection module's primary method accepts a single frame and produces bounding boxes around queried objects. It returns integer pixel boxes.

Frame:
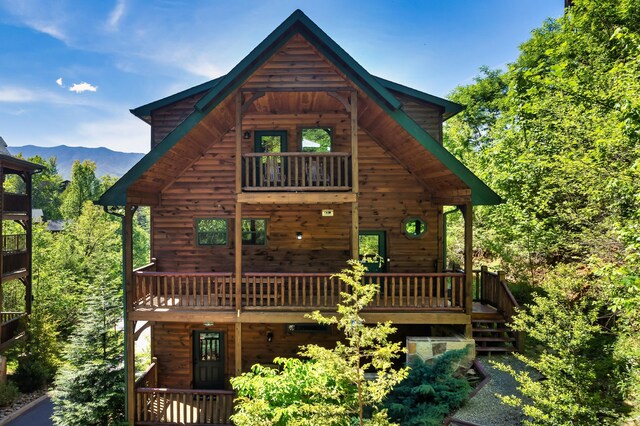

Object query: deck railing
[0,312,25,345]
[2,234,26,253]
[242,152,351,191]
[2,252,28,275]
[132,271,465,311]
[133,272,234,309]
[3,193,29,213]
[474,267,524,352]
[135,387,234,425]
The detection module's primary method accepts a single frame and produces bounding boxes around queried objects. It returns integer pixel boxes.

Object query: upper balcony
[241,152,352,192]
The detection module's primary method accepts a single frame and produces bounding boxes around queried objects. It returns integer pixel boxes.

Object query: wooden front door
[193,331,225,389]
[359,231,387,273]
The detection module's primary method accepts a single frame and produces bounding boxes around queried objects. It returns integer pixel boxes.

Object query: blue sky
[0,0,563,153]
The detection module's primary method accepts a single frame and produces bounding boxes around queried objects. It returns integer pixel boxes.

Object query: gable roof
[98,9,500,207]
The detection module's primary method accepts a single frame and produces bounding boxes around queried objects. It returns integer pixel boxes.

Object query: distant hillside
[8,145,144,179]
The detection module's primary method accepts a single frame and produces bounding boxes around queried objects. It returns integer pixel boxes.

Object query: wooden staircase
[471,314,518,354]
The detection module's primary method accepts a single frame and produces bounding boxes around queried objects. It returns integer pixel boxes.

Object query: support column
[124,204,135,425]
[25,173,33,314]
[350,91,359,260]
[234,90,244,377]
[462,202,473,338]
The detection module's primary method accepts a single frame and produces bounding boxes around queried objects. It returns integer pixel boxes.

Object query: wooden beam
[327,91,351,112]
[351,202,359,260]
[462,202,473,337]
[25,173,32,315]
[237,310,470,325]
[350,91,359,194]
[437,207,444,272]
[234,202,242,310]
[235,322,242,376]
[240,87,354,93]
[126,320,135,425]
[130,310,238,323]
[240,92,265,115]
[237,192,357,204]
[235,91,242,195]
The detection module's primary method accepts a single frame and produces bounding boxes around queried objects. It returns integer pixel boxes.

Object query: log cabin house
[98,10,520,425]
[0,137,41,370]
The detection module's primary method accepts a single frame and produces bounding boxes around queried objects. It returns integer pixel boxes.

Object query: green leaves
[231,261,408,426]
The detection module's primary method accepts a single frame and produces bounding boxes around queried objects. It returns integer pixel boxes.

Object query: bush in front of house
[384,348,471,426]
[0,381,19,407]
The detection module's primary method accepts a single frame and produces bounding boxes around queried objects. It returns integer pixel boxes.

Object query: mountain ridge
[8,145,145,179]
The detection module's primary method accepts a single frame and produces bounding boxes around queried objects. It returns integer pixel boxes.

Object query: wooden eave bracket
[327,91,351,112]
[240,91,265,115]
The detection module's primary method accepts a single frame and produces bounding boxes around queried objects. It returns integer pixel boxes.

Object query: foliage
[494,265,625,425]
[443,0,640,421]
[30,155,65,220]
[384,349,471,426]
[0,382,19,407]
[52,284,125,426]
[231,261,408,426]
[14,307,61,392]
[60,160,101,219]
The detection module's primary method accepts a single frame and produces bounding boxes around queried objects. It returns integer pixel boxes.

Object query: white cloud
[0,87,38,103]
[0,0,69,43]
[0,85,99,106]
[107,0,126,31]
[56,77,63,87]
[69,82,98,93]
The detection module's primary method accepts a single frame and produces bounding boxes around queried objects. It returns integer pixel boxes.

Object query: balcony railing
[133,272,466,311]
[3,234,26,253]
[3,193,29,213]
[135,358,234,425]
[242,152,351,191]
[134,272,234,309]
[0,312,25,347]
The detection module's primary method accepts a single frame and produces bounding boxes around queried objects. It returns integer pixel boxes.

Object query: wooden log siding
[242,152,352,191]
[135,388,234,425]
[133,272,234,309]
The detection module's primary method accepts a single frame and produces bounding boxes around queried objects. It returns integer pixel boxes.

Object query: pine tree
[51,283,125,426]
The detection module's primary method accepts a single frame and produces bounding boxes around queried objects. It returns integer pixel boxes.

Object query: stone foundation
[406,336,475,370]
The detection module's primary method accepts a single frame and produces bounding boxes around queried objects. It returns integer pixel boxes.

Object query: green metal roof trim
[375,76,465,120]
[130,77,224,122]
[98,9,500,206]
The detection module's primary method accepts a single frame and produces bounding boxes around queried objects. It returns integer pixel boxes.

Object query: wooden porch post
[124,204,135,425]
[25,172,33,314]
[234,90,244,376]
[462,202,473,338]
[350,91,359,260]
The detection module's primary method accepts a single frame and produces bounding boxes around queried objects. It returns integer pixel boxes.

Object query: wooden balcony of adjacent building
[2,233,28,281]
[2,192,30,221]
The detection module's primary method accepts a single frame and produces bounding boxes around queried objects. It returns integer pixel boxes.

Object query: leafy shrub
[0,381,20,407]
[384,349,471,426]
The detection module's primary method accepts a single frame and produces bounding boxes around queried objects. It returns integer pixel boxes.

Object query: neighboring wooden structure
[98,10,506,425]
[0,139,42,353]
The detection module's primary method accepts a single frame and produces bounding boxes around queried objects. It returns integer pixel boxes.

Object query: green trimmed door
[359,231,387,273]
[193,331,224,389]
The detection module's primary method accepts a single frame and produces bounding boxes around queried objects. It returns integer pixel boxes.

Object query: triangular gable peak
[99,9,500,206]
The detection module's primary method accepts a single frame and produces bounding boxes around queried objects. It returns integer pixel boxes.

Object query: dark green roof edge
[98,9,500,207]
[375,76,465,120]
[194,10,402,114]
[130,77,224,121]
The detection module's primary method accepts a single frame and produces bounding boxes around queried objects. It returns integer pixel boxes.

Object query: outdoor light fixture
[296,232,303,240]
[266,331,274,342]
[243,131,251,139]
[203,321,214,327]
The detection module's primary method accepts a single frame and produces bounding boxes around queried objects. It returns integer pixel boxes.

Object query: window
[301,128,332,152]
[242,219,267,245]
[403,217,427,239]
[196,218,228,246]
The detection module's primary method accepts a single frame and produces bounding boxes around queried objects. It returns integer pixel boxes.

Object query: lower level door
[193,331,225,389]
[359,230,387,273]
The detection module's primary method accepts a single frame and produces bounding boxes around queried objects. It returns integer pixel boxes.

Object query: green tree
[231,261,408,426]
[51,284,124,426]
[30,155,64,220]
[60,160,101,219]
